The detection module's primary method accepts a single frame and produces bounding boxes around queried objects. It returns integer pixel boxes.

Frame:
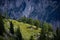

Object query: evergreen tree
[34,20,40,28]
[0,13,5,36]
[38,22,53,40]
[55,27,60,40]
[10,21,14,34]
[38,26,46,40]
[48,24,53,32]
[20,16,27,23]
[27,18,34,25]
[16,27,22,40]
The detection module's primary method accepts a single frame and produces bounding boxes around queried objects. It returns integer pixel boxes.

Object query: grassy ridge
[3,18,41,40]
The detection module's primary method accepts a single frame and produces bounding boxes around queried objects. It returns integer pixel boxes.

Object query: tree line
[18,16,60,40]
[0,13,60,40]
[18,16,40,28]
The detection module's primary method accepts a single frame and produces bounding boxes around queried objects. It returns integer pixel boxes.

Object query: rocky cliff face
[0,0,60,29]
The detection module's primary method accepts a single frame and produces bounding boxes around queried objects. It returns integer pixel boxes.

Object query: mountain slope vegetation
[0,16,41,40]
[0,16,60,40]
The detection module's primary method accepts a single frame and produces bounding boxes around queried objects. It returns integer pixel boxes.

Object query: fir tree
[0,13,5,36]
[16,27,22,40]
[10,21,14,34]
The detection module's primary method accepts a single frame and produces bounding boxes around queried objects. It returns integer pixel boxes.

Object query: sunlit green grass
[3,19,41,40]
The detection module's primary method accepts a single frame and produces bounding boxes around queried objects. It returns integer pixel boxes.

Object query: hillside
[0,17,41,40]
[0,0,60,40]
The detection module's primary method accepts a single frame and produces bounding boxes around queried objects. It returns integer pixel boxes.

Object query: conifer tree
[16,27,22,40]
[10,21,14,34]
[0,13,5,36]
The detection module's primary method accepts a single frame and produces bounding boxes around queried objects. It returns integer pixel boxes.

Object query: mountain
[0,0,60,29]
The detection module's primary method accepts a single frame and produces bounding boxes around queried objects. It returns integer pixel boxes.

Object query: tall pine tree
[0,13,5,36]
[16,27,22,40]
[10,21,14,34]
